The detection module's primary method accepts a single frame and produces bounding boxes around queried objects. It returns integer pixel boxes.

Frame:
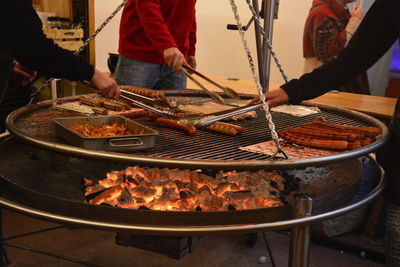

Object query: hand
[247,88,289,107]
[187,56,197,69]
[163,47,186,73]
[351,0,364,21]
[10,63,37,87]
[89,69,120,99]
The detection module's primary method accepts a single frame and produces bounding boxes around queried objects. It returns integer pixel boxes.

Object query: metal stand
[0,209,10,267]
[254,0,278,92]
[289,194,313,267]
[0,207,97,266]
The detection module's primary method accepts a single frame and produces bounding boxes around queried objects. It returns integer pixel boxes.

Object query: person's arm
[135,0,177,55]
[282,0,399,104]
[5,1,94,81]
[187,6,197,69]
[9,63,37,87]
[135,0,188,72]
[3,1,119,98]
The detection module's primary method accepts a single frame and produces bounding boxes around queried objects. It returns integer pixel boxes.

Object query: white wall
[94,1,310,86]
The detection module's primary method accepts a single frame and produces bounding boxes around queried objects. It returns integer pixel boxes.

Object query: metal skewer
[181,103,263,128]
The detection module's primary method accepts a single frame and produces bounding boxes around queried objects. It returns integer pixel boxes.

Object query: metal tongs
[177,103,262,127]
[80,81,176,119]
[182,65,240,103]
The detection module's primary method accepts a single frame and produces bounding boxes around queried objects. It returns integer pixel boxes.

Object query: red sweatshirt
[118,0,197,65]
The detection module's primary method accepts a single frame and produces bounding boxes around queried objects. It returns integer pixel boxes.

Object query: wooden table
[305,92,397,119]
[186,75,397,119]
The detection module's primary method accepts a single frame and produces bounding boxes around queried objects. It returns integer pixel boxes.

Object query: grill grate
[128,105,374,161]
[7,93,388,169]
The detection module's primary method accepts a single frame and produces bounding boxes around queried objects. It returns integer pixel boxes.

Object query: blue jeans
[115,55,186,90]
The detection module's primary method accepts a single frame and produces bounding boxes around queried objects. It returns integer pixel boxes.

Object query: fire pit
[0,91,387,266]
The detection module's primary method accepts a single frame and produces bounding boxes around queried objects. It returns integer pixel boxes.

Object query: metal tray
[54,115,158,152]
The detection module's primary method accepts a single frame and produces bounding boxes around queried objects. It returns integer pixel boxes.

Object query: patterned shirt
[303,0,370,94]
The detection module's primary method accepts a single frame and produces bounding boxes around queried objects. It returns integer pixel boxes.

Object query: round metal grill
[5,92,389,170]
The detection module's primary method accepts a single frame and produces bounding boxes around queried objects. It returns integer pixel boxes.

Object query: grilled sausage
[120,85,165,99]
[156,117,197,135]
[314,118,381,137]
[79,95,104,107]
[279,131,349,150]
[205,121,244,136]
[286,126,349,140]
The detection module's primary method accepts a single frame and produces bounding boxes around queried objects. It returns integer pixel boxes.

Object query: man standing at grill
[0,0,120,104]
[115,0,197,90]
[251,0,399,265]
[303,0,370,94]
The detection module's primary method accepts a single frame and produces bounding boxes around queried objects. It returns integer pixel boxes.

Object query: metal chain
[229,0,288,159]
[29,0,128,103]
[245,0,288,83]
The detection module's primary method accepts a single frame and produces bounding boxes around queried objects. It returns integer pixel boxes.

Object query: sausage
[156,117,197,135]
[301,123,361,140]
[205,121,244,136]
[79,95,104,107]
[314,118,381,137]
[286,126,349,140]
[279,131,349,150]
[92,107,108,115]
[102,101,126,111]
[120,85,165,99]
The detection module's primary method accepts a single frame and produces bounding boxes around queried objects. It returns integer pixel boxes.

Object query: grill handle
[108,137,144,148]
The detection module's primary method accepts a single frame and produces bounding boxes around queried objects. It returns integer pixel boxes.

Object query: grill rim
[5,94,389,170]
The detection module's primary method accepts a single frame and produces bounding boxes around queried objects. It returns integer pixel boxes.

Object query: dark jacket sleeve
[281,0,399,104]
[3,0,94,81]
[378,97,400,205]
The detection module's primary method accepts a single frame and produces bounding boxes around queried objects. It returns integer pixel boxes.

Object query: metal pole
[253,0,265,90]
[288,194,313,267]
[0,209,10,266]
[261,0,276,93]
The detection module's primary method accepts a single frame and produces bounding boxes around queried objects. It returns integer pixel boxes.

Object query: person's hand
[247,88,289,107]
[89,69,120,99]
[10,63,37,87]
[163,47,186,73]
[351,0,364,21]
[187,56,197,69]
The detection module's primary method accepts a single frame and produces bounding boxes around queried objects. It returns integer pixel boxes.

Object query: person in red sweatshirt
[115,0,197,90]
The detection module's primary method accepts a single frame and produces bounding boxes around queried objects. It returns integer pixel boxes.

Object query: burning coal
[84,166,286,212]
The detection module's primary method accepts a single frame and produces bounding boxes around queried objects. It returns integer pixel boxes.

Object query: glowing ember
[84,166,286,212]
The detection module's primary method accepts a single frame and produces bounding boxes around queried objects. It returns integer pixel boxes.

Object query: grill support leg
[288,194,313,267]
[0,209,10,266]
